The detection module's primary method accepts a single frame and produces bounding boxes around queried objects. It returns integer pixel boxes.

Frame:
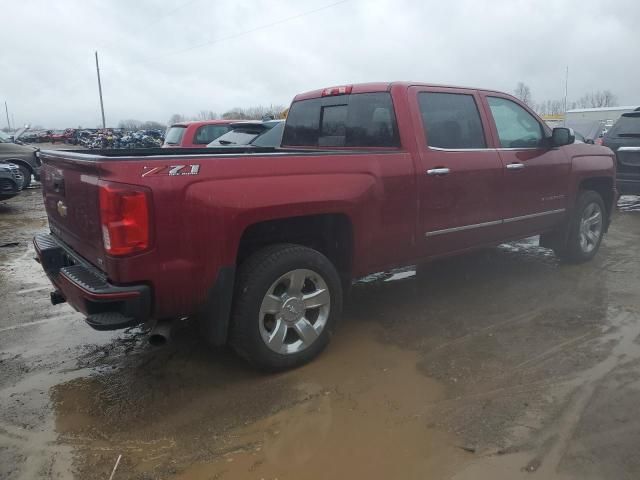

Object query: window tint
[282,92,399,147]
[487,97,543,148]
[194,125,231,144]
[164,126,186,145]
[418,92,486,149]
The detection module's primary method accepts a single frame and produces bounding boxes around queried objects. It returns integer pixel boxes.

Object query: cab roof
[292,81,514,101]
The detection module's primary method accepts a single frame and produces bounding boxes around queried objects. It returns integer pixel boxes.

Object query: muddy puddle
[52,325,467,479]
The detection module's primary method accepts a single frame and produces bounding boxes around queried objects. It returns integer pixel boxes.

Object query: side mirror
[551,127,575,147]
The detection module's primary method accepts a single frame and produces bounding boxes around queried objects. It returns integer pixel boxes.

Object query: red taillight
[321,85,353,97]
[98,181,151,256]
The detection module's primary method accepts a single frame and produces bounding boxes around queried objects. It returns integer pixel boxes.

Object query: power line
[130,0,350,68]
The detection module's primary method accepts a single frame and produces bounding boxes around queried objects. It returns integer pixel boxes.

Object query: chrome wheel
[258,269,331,355]
[579,202,603,253]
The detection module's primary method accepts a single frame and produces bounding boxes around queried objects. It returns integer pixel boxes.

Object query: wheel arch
[578,176,614,230]
[236,213,354,281]
[2,158,33,173]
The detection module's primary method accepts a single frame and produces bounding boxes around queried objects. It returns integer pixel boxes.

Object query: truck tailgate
[41,154,105,270]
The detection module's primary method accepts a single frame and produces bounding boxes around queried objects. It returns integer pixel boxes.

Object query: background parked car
[0,131,40,188]
[163,120,237,148]
[603,108,640,195]
[0,162,24,201]
[563,119,607,144]
[207,120,285,147]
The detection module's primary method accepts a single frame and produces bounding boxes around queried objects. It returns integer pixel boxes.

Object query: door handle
[506,162,525,170]
[426,168,450,176]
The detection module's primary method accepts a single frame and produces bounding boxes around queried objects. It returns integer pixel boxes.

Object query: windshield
[0,131,10,143]
[164,125,187,145]
[208,128,263,146]
[251,121,285,147]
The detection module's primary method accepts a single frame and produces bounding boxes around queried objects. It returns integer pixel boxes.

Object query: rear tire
[229,244,342,371]
[554,190,606,263]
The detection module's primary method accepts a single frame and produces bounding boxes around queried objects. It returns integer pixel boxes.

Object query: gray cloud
[1,0,638,128]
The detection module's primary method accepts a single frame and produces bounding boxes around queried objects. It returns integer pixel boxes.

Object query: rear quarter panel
[99,150,417,320]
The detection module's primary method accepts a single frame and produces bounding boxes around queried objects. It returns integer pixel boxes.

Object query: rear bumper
[33,233,151,330]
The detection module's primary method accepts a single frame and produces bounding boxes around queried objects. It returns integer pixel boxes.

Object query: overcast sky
[1,0,638,128]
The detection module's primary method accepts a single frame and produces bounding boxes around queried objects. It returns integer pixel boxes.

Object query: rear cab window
[164,125,187,145]
[282,92,400,148]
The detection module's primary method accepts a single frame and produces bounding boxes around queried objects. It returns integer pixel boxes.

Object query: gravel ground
[1,188,640,479]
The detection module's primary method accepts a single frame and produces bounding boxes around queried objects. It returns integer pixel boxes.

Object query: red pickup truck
[34,82,616,370]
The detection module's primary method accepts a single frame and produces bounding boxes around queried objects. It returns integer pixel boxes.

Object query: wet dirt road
[1,190,640,479]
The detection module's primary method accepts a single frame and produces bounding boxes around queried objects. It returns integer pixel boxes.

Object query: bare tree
[141,120,166,130]
[576,91,618,109]
[197,110,219,120]
[514,82,533,107]
[221,104,287,120]
[118,119,143,130]
[168,114,185,125]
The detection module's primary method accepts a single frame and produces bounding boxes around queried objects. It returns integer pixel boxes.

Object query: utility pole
[563,65,569,126]
[95,51,106,129]
[4,101,11,132]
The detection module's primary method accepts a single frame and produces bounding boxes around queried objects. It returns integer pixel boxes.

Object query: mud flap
[198,266,236,346]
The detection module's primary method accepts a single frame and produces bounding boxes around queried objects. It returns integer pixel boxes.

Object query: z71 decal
[142,165,200,177]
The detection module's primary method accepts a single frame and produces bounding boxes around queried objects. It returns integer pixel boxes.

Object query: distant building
[565,106,639,125]
[541,114,565,129]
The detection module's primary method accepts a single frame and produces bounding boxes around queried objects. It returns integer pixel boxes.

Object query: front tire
[555,190,606,263]
[229,244,342,371]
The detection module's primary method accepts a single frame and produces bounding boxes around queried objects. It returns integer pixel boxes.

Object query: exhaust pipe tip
[149,333,168,346]
[50,290,66,305]
[148,320,172,346]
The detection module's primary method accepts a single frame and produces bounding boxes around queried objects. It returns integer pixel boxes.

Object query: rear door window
[282,92,399,147]
[418,92,486,149]
[194,125,231,144]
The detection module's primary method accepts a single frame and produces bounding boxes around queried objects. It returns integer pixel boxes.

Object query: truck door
[409,87,504,257]
[482,94,570,237]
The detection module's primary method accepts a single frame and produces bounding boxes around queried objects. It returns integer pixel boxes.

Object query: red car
[35,82,616,370]
[162,120,237,148]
